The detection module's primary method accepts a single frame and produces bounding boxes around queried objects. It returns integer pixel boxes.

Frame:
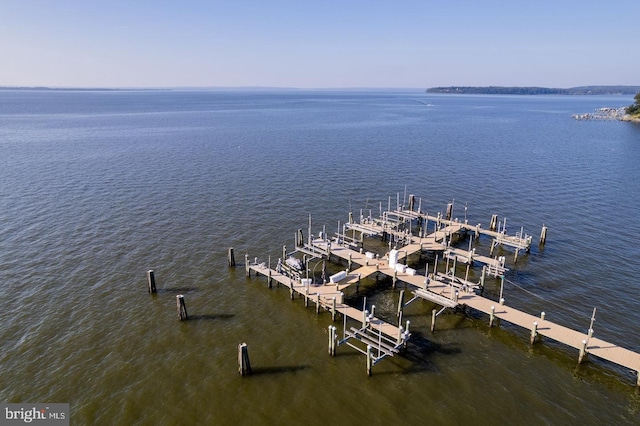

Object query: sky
[0,0,638,89]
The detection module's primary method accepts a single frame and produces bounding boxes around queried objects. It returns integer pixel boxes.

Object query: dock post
[637,371,640,387]
[490,214,498,231]
[147,270,156,294]
[304,288,309,307]
[499,276,505,303]
[434,254,439,276]
[397,325,404,345]
[392,270,397,290]
[464,264,470,288]
[348,253,352,272]
[431,308,437,332]
[268,269,272,289]
[366,345,372,376]
[424,263,429,289]
[228,248,236,267]
[245,254,250,277]
[480,265,486,289]
[540,225,547,245]
[446,203,453,220]
[332,297,337,321]
[489,306,495,327]
[499,297,505,306]
[578,340,588,363]
[316,293,321,314]
[514,248,519,263]
[530,321,538,345]
[238,343,252,376]
[454,290,459,304]
[541,312,546,321]
[176,295,188,321]
[290,279,294,300]
[397,290,405,321]
[328,325,336,356]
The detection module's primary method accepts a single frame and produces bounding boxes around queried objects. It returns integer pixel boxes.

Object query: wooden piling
[446,203,453,220]
[489,305,495,327]
[431,308,437,332]
[328,325,336,356]
[238,343,252,376]
[245,254,250,277]
[540,225,547,245]
[397,290,405,321]
[228,247,236,267]
[530,321,538,345]
[490,214,498,231]
[332,297,337,321]
[578,340,588,364]
[147,270,156,293]
[176,295,188,321]
[366,345,372,376]
[316,293,320,314]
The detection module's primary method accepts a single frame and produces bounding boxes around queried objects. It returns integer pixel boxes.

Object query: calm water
[1,89,640,425]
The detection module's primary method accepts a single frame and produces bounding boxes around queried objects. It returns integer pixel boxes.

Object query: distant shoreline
[426,86,640,95]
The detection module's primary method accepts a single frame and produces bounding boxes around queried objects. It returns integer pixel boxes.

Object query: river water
[1,89,640,424]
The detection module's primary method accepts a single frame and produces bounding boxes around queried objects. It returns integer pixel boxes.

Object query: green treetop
[627,92,640,115]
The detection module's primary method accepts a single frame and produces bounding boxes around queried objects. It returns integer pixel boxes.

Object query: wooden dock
[241,195,640,383]
[246,260,409,374]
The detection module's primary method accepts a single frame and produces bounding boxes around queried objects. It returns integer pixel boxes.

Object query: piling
[228,247,236,267]
[328,325,336,356]
[431,308,437,332]
[446,203,453,220]
[540,225,548,245]
[176,295,188,321]
[541,312,546,321]
[392,270,397,290]
[366,345,372,376]
[147,270,156,294]
[332,297,337,321]
[530,321,538,345]
[578,340,588,364]
[238,343,252,376]
[397,290,405,321]
[316,293,321,314]
[490,214,498,231]
[489,305,495,327]
[245,254,250,277]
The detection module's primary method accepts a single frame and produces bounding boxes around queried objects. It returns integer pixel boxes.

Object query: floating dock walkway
[241,195,640,384]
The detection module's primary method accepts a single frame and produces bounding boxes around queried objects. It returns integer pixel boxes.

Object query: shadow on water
[188,313,235,321]
[249,365,310,376]
[156,287,198,294]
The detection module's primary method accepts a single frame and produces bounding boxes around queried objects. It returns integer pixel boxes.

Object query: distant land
[426,86,640,95]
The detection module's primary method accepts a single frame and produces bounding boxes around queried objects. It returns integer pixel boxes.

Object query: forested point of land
[426,86,640,95]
